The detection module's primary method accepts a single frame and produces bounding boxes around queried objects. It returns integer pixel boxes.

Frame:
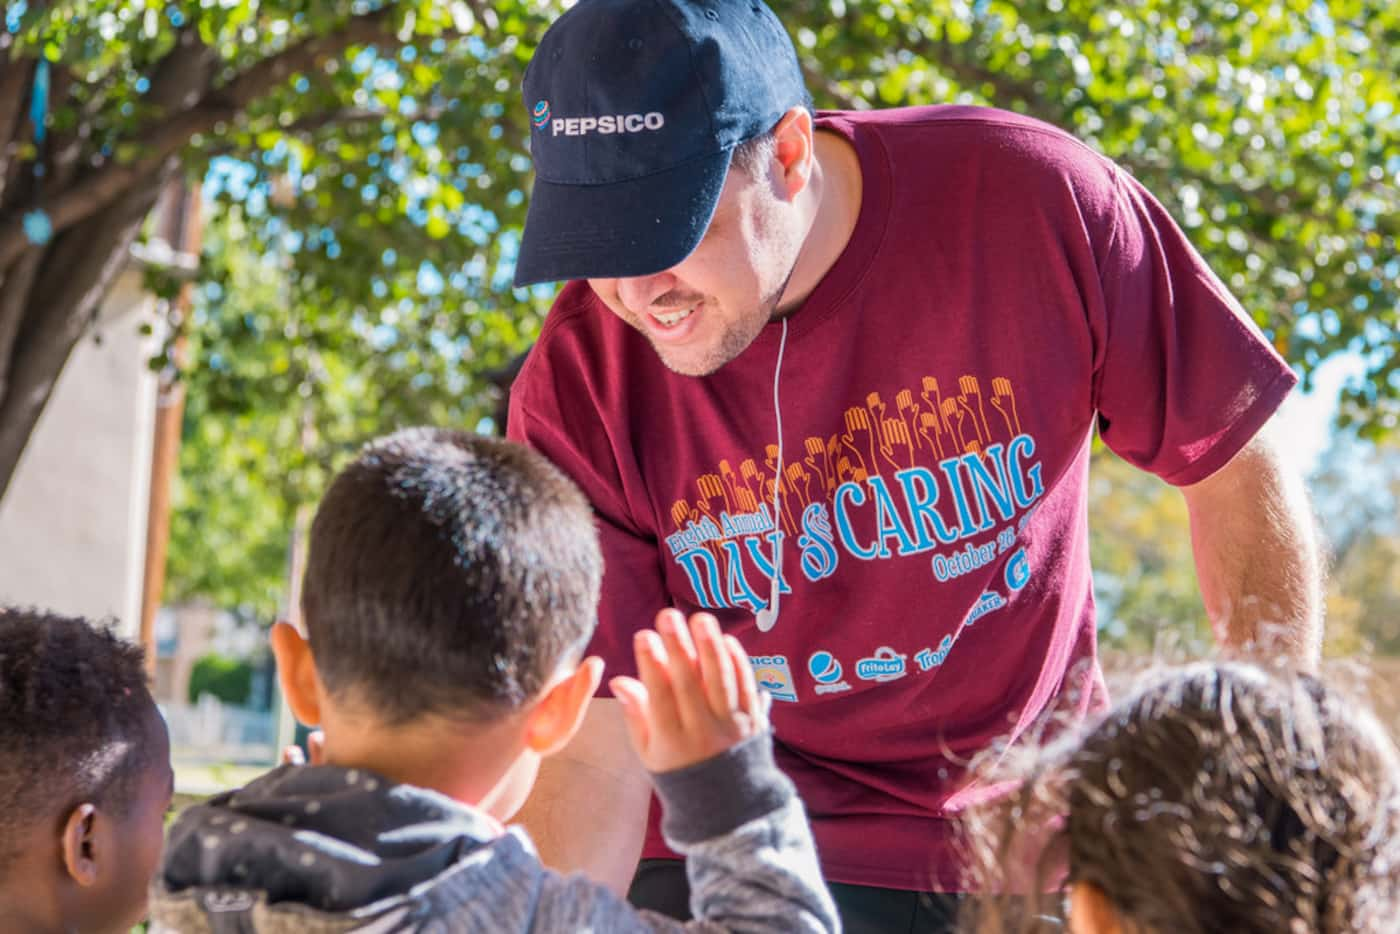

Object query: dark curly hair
[958,661,1400,933]
[301,428,602,724]
[0,607,157,880]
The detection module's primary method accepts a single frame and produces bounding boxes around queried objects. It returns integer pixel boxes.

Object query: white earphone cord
[757,317,788,631]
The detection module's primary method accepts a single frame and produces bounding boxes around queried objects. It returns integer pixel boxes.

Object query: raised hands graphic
[764,443,782,480]
[882,417,917,470]
[957,375,992,448]
[866,391,906,472]
[865,392,891,449]
[916,411,947,457]
[744,457,796,534]
[682,374,1019,534]
[845,405,900,476]
[784,461,814,510]
[942,397,980,454]
[990,376,1021,437]
[921,375,964,455]
[697,472,732,515]
[841,406,876,478]
[740,458,766,494]
[894,388,925,449]
[804,436,834,497]
[720,459,760,512]
[825,435,845,482]
[836,454,867,484]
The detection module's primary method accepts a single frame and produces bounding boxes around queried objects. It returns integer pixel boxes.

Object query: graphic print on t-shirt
[663,372,1046,676]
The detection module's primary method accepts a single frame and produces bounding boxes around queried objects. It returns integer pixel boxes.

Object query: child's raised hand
[610,609,768,774]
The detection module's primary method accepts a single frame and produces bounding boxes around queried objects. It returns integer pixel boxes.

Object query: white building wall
[0,265,162,639]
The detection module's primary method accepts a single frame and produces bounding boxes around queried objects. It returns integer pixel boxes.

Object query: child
[959,661,1400,933]
[151,428,837,932]
[0,606,174,933]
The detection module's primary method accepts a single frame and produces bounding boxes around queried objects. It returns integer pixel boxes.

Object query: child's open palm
[610,610,769,774]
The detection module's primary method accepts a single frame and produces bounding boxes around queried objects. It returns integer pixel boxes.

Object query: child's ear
[270,621,323,727]
[59,803,99,887]
[524,657,604,757]
[1069,881,1124,934]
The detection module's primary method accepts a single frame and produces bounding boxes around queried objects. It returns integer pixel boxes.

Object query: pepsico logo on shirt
[750,655,797,702]
[531,100,551,128]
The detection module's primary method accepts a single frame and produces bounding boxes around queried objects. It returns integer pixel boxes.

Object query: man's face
[588,159,806,377]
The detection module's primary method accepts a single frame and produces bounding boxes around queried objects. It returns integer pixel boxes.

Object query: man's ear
[1069,880,1124,934]
[771,105,815,200]
[269,621,323,727]
[59,803,99,887]
[523,657,604,757]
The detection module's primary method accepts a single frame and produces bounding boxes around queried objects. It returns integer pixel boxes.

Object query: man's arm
[513,698,654,893]
[1179,417,1322,667]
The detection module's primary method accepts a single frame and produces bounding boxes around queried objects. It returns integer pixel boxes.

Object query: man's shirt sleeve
[509,361,671,687]
[1087,164,1297,486]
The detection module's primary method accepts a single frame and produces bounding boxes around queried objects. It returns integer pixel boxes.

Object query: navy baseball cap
[513,0,808,287]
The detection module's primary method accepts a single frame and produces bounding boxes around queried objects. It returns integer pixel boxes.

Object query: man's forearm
[513,699,653,893]
[1182,429,1322,666]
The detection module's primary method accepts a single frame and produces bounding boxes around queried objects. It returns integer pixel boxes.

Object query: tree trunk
[0,162,173,498]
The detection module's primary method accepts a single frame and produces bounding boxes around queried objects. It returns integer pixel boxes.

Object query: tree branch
[903,34,1066,126]
[216,7,399,110]
[0,8,404,275]
[202,104,452,159]
[801,60,868,111]
[0,60,32,211]
[0,105,230,268]
[461,0,501,36]
[0,158,174,498]
[0,247,41,400]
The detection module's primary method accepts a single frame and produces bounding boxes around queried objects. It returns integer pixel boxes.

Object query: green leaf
[425,213,451,239]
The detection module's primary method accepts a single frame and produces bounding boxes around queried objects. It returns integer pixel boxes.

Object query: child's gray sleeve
[533,732,840,933]
[655,731,840,933]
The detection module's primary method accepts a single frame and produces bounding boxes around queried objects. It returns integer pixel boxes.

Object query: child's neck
[0,889,61,934]
[315,705,527,812]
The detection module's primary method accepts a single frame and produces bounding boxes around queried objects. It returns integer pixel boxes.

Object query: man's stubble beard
[650,308,768,377]
[650,262,799,378]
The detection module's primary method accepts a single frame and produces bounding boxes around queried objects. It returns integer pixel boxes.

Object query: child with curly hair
[960,661,1400,933]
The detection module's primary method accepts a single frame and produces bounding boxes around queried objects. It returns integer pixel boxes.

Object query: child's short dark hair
[0,607,156,879]
[301,428,602,724]
[959,662,1400,933]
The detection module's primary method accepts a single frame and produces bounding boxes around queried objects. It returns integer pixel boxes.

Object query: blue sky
[1275,353,1367,477]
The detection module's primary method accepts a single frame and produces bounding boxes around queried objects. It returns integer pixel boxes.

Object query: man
[506,0,1322,929]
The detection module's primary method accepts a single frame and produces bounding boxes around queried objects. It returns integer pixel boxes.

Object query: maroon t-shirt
[509,106,1296,890]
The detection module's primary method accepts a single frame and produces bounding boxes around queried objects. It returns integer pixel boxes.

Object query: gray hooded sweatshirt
[149,732,839,933]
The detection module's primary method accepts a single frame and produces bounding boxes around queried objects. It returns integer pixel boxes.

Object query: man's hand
[610,609,768,774]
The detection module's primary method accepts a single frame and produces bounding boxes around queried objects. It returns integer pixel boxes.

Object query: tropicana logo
[531,99,665,137]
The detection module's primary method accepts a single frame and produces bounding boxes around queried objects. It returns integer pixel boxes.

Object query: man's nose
[616,272,678,313]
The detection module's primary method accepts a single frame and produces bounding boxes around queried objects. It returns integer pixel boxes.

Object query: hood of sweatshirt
[150,764,544,933]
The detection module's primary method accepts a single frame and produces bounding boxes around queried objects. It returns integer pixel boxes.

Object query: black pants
[628,859,964,934]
